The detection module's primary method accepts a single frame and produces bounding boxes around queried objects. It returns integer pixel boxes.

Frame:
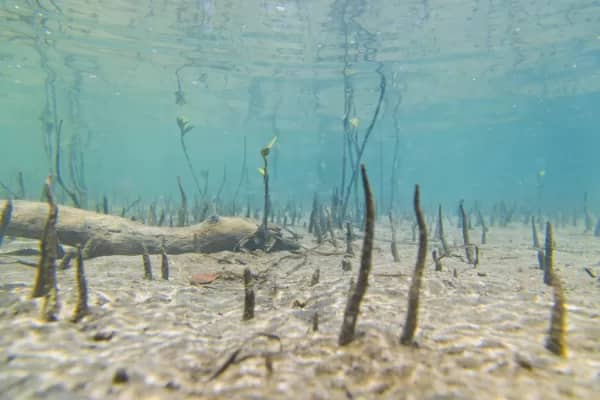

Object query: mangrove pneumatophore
[160,241,169,280]
[583,192,593,232]
[400,184,428,346]
[142,247,153,280]
[102,195,109,214]
[310,267,320,287]
[459,200,474,264]
[478,210,488,244]
[71,245,89,322]
[545,271,567,357]
[308,194,318,234]
[243,267,255,321]
[16,171,25,199]
[33,177,60,322]
[345,221,354,256]
[531,216,540,248]
[433,250,443,272]
[31,177,59,299]
[338,164,375,346]
[325,208,337,247]
[389,211,400,262]
[0,199,13,247]
[312,312,319,332]
[543,222,555,286]
[437,205,450,256]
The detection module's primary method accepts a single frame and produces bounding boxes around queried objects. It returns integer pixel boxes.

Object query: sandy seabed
[0,222,599,400]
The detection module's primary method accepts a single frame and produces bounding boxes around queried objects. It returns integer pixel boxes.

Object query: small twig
[0,257,37,267]
[373,273,403,278]
[286,254,308,275]
[583,267,596,278]
[209,333,282,381]
[310,249,346,257]
[282,226,302,240]
[0,181,18,198]
[209,348,242,381]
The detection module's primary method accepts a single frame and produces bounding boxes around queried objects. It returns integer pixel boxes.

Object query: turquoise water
[1,1,598,213]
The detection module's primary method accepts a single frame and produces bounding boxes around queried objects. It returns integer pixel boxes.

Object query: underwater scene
[1,0,599,398]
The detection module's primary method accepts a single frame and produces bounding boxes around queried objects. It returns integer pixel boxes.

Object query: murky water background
[1,1,599,206]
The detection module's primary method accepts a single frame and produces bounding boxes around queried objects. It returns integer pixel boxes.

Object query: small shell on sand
[189,273,218,285]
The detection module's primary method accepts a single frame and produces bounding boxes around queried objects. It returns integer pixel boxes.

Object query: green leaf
[260,136,278,158]
[266,136,278,150]
[257,167,266,176]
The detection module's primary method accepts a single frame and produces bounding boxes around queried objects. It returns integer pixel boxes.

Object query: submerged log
[3,200,298,258]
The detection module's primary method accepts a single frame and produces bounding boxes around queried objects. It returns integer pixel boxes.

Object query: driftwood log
[2,200,299,258]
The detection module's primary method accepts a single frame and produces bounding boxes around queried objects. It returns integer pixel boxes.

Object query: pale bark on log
[3,200,264,258]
